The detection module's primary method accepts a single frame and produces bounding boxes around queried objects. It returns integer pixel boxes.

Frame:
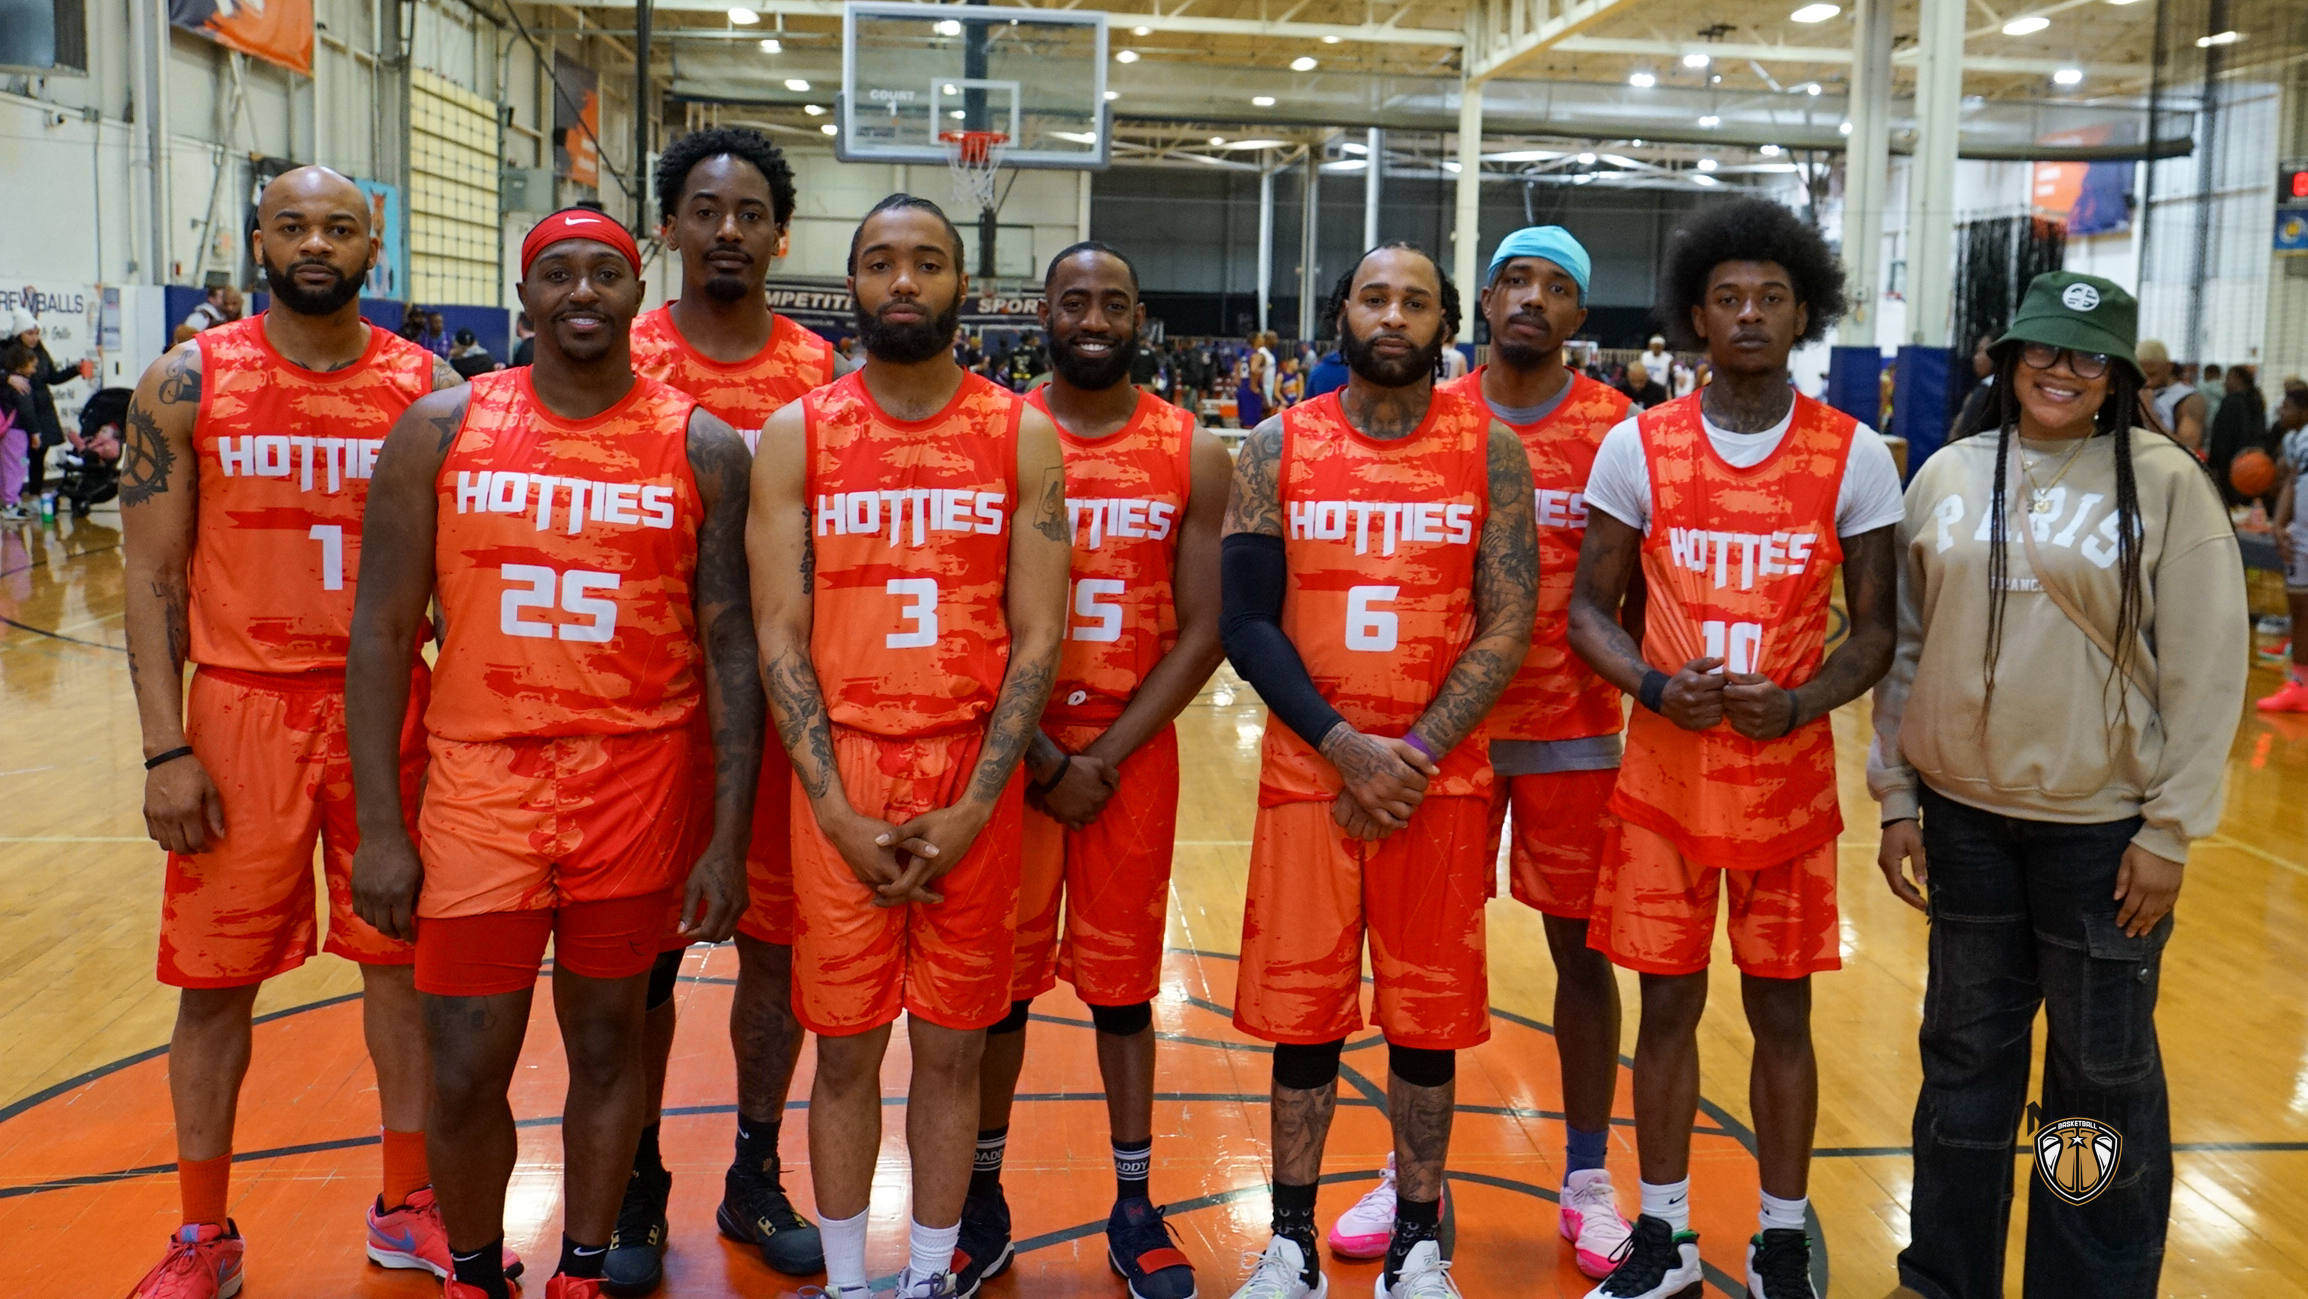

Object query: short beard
[261,252,364,317]
[1493,333,1550,371]
[702,272,751,304]
[1050,329,1137,391]
[1340,317,1445,388]
[854,295,960,365]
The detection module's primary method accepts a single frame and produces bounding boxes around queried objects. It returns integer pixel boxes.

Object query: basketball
[2232,448,2278,497]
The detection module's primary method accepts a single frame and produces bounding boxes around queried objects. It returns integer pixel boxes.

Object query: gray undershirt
[1480,373,1577,427]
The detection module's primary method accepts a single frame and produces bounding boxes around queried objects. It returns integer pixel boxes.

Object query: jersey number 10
[1701,619,1764,675]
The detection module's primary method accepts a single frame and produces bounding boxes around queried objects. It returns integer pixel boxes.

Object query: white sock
[821,1207,871,1293]
[908,1217,961,1280]
[1759,1190,1809,1233]
[1639,1178,1691,1232]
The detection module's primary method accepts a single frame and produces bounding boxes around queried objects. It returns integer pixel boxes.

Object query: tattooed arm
[345,387,466,940]
[1568,510,1726,731]
[1407,422,1536,755]
[431,354,468,392]
[882,404,1070,898]
[680,407,763,940]
[120,342,219,854]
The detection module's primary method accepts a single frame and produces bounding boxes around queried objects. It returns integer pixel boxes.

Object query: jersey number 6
[1346,584,1400,652]
[501,563,621,642]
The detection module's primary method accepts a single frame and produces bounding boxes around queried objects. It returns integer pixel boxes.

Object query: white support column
[135,0,171,283]
[1838,0,1892,348]
[1258,158,1275,334]
[1298,145,1320,341]
[1453,80,1483,340]
[1363,126,1382,249]
[1904,0,1964,346]
[1077,170,1093,243]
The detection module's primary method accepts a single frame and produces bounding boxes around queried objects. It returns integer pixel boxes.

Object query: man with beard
[1218,242,1538,1299]
[750,194,1070,1299]
[1566,197,1900,1299]
[117,166,498,1299]
[611,124,837,1295]
[1431,227,1640,1279]
[951,242,1230,1299]
[346,208,760,1299]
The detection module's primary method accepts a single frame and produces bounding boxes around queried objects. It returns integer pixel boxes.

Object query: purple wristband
[1402,733,1437,760]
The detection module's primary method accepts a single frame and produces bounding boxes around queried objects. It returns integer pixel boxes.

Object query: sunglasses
[2019,342,2112,381]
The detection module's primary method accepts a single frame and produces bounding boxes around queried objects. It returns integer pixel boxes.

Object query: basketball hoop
[940,129,1010,213]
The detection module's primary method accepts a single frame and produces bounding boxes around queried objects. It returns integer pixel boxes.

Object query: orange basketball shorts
[159,665,428,988]
[1013,723,1178,1006]
[1234,795,1492,1052]
[1485,768,1621,920]
[416,891,674,996]
[656,722,796,950]
[790,726,1024,1035]
[416,725,699,920]
[1586,819,1841,979]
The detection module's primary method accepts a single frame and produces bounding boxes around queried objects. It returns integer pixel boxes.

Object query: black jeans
[1899,785,2172,1299]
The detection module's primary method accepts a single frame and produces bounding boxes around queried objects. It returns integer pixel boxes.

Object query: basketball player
[1424,225,1639,1279]
[116,165,505,1298]
[2135,340,2204,453]
[750,194,1070,1299]
[610,125,838,1293]
[954,241,1229,1299]
[345,208,761,1299]
[1219,242,1538,1299]
[1564,197,1901,1299]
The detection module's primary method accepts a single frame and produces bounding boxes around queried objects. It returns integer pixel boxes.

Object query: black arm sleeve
[1220,531,1346,751]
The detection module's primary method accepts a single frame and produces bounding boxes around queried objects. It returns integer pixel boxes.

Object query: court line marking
[0,835,149,842]
[2199,833,2308,879]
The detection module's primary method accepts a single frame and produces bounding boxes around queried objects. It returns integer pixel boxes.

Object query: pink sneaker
[2259,678,2308,712]
[1325,1153,1396,1259]
[127,1221,245,1299]
[1557,1169,1633,1279]
[367,1187,524,1279]
[547,1275,604,1298]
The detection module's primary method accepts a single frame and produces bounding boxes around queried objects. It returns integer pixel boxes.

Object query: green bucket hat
[1995,271,2140,379]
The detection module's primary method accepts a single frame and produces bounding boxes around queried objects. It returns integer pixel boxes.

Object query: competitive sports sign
[763,277,1046,334]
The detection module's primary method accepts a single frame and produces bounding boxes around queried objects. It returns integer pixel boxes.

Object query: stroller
[56,386,127,516]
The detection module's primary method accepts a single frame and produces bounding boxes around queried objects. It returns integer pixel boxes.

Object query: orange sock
[381,1128,430,1211]
[179,1153,231,1227]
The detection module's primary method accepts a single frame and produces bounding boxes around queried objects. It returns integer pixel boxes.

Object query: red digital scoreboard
[2285,163,2308,205]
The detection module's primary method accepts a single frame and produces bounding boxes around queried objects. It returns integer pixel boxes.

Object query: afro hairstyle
[847,193,967,274]
[1321,242,1461,342]
[654,126,798,228]
[1654,197,1845,351]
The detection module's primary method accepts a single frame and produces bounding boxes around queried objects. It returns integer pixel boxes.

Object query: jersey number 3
[501,564,621,642]
[886,577,939,648]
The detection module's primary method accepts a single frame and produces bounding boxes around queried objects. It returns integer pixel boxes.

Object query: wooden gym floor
[4,507,2307,1297]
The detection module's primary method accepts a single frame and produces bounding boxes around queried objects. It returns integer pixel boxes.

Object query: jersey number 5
[1070,578,1124,643]
[501,564,621,642]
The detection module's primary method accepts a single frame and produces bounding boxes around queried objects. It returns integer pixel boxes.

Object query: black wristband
[1781,687,1804,738]
[1030,754,1072,797]
[1638,669,1669,714]
[144,745,195,771]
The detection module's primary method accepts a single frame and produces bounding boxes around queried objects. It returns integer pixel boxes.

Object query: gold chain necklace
[2019,433,2091,514]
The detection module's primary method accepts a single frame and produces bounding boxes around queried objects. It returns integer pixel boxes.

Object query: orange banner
[170,0,313,76]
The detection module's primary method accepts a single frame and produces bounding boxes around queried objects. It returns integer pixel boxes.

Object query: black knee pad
[644,948,684,1010]
[1088,1000,1153,1037]
[1388,1043,1455,1088]
[988,998,1033,1036]
[1272,1038,1346,1091]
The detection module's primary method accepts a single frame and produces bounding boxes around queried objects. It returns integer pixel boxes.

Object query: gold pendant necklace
[2021,434,2092,514]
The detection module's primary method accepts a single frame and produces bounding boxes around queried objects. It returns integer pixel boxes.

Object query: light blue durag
[1487,225,1592,300]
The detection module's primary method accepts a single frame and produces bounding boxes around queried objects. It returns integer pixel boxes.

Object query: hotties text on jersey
[813,488,1007,543]
[1285,499,1477,555]
[1664,527,1824,590]
[454,469,680,534]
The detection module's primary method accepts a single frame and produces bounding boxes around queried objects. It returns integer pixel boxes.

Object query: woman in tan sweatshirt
[1867,271,2246,1299]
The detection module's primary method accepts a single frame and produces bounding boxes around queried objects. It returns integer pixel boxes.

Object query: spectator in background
[2206,363,2268,506]
[1276,356,1303,407]
[1129,335,1160,391]
[1304,345,1349,400]
[1950,333,1999,441]
[447,328,499,379]
[510,312,535,367]
[397,305,427,343]
[1236,345,1265,428]
[1617,357,1667,408]
[1,341,33,521]
[7,310,90,506]
[2137,339,2205,453]
[1639,333,1674,382]
[2197,361,2226,429]
[2260,387,2308,713]
[174,285,244,343]
[423,310,451,358]
[1439,336,1469,381]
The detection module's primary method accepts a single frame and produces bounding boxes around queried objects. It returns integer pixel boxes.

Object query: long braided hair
[1979,343,2154,721]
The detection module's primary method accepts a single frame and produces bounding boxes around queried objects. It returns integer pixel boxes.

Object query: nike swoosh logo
[374,1227,418,1252]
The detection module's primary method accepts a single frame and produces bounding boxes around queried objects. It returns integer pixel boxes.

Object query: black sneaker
[1594,1214,1702,1299]
[1744,1228,1818,1299]
[715,1160,826,1275]
[1106,1196,1196,1299]
[951,1184,1014,1298]
[602,1165,672,1296]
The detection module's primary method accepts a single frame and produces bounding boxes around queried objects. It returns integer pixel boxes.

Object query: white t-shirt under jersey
[1584,403,1907,538]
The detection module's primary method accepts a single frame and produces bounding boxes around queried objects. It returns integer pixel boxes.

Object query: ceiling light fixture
[1210,136,1226,145]
[1790,3,1840,21]
[785,78,810,91]
[1103,90,1119,100]
[1682,52,1711,68]
[1805,81,1823,95]
[2195,29,2242,46]
[1693,173,1720,186]
[1698,114,1720,127]
[1132,24,1150,36]
[1759,143,1783,155]
[2001,15,2050,35]
[727,6,758,23]
[1252,95,1276,106]
[933,18,961,36]
[757,37,780,53]
[1629,71,1657,88]
[1576,151,1597,164]
[805,104,825,116]
[1839,120,1854,134]
[2052,67,2083,85]
[821,123,838,136]
[1322,35,1341,44]
[1116,49,1139,63]
[1697,157,1718,172]
[1340,142,1367,155]
[1291,55,1319,71]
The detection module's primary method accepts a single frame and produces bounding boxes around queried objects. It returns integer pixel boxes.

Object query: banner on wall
[764,279,1044,334]
[1,282,100,426]
[2031,124,2133,237]
[355,180,406,300]
[553,54,601,189]
[169,0,313,76]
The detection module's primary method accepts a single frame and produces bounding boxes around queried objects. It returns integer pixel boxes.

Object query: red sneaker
[2258,678,2308,712]
[367,1187,524,1278]
[546,1275,604,1298]
[126,1221,244,1299]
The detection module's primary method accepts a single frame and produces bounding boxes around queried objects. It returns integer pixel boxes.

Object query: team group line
[111,124,2244,1299]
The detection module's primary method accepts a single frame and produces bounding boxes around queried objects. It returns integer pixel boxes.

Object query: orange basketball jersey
[1261,388,1492,805]
[1608,392,1857,868]
[427,370,706,743]
[187,316,438,673]
[1440,366,1630,741]
[804,369,1023,737]
[629,305,836,447]
[1026,386,1195,726]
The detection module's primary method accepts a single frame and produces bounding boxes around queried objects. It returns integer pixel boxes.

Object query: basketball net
[941,130,1009,214]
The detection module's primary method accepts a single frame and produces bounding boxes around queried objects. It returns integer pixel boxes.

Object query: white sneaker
[1559,1168,1634,1279]
[1373,1239,1461,1299]
[1585,1215,1701,1299]
[1228,1235,1328,1299]
[1326,1155,1396,1259]
[894,1266,962,1298]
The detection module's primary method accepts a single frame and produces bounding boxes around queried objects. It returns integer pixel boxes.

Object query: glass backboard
[839,1,1108,170]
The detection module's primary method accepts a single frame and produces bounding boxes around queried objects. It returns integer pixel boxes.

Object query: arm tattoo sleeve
[1031,465,1068,542]
[690,415,766,839]
[1221,419,1285,537]
[765,648,841,801]
[966,651,1058,805]
[155,349,202,406]
[119,404,177,508]
[1409,426,1537,755]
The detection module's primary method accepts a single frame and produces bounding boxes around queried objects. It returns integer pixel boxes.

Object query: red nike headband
[520,209,643,279]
